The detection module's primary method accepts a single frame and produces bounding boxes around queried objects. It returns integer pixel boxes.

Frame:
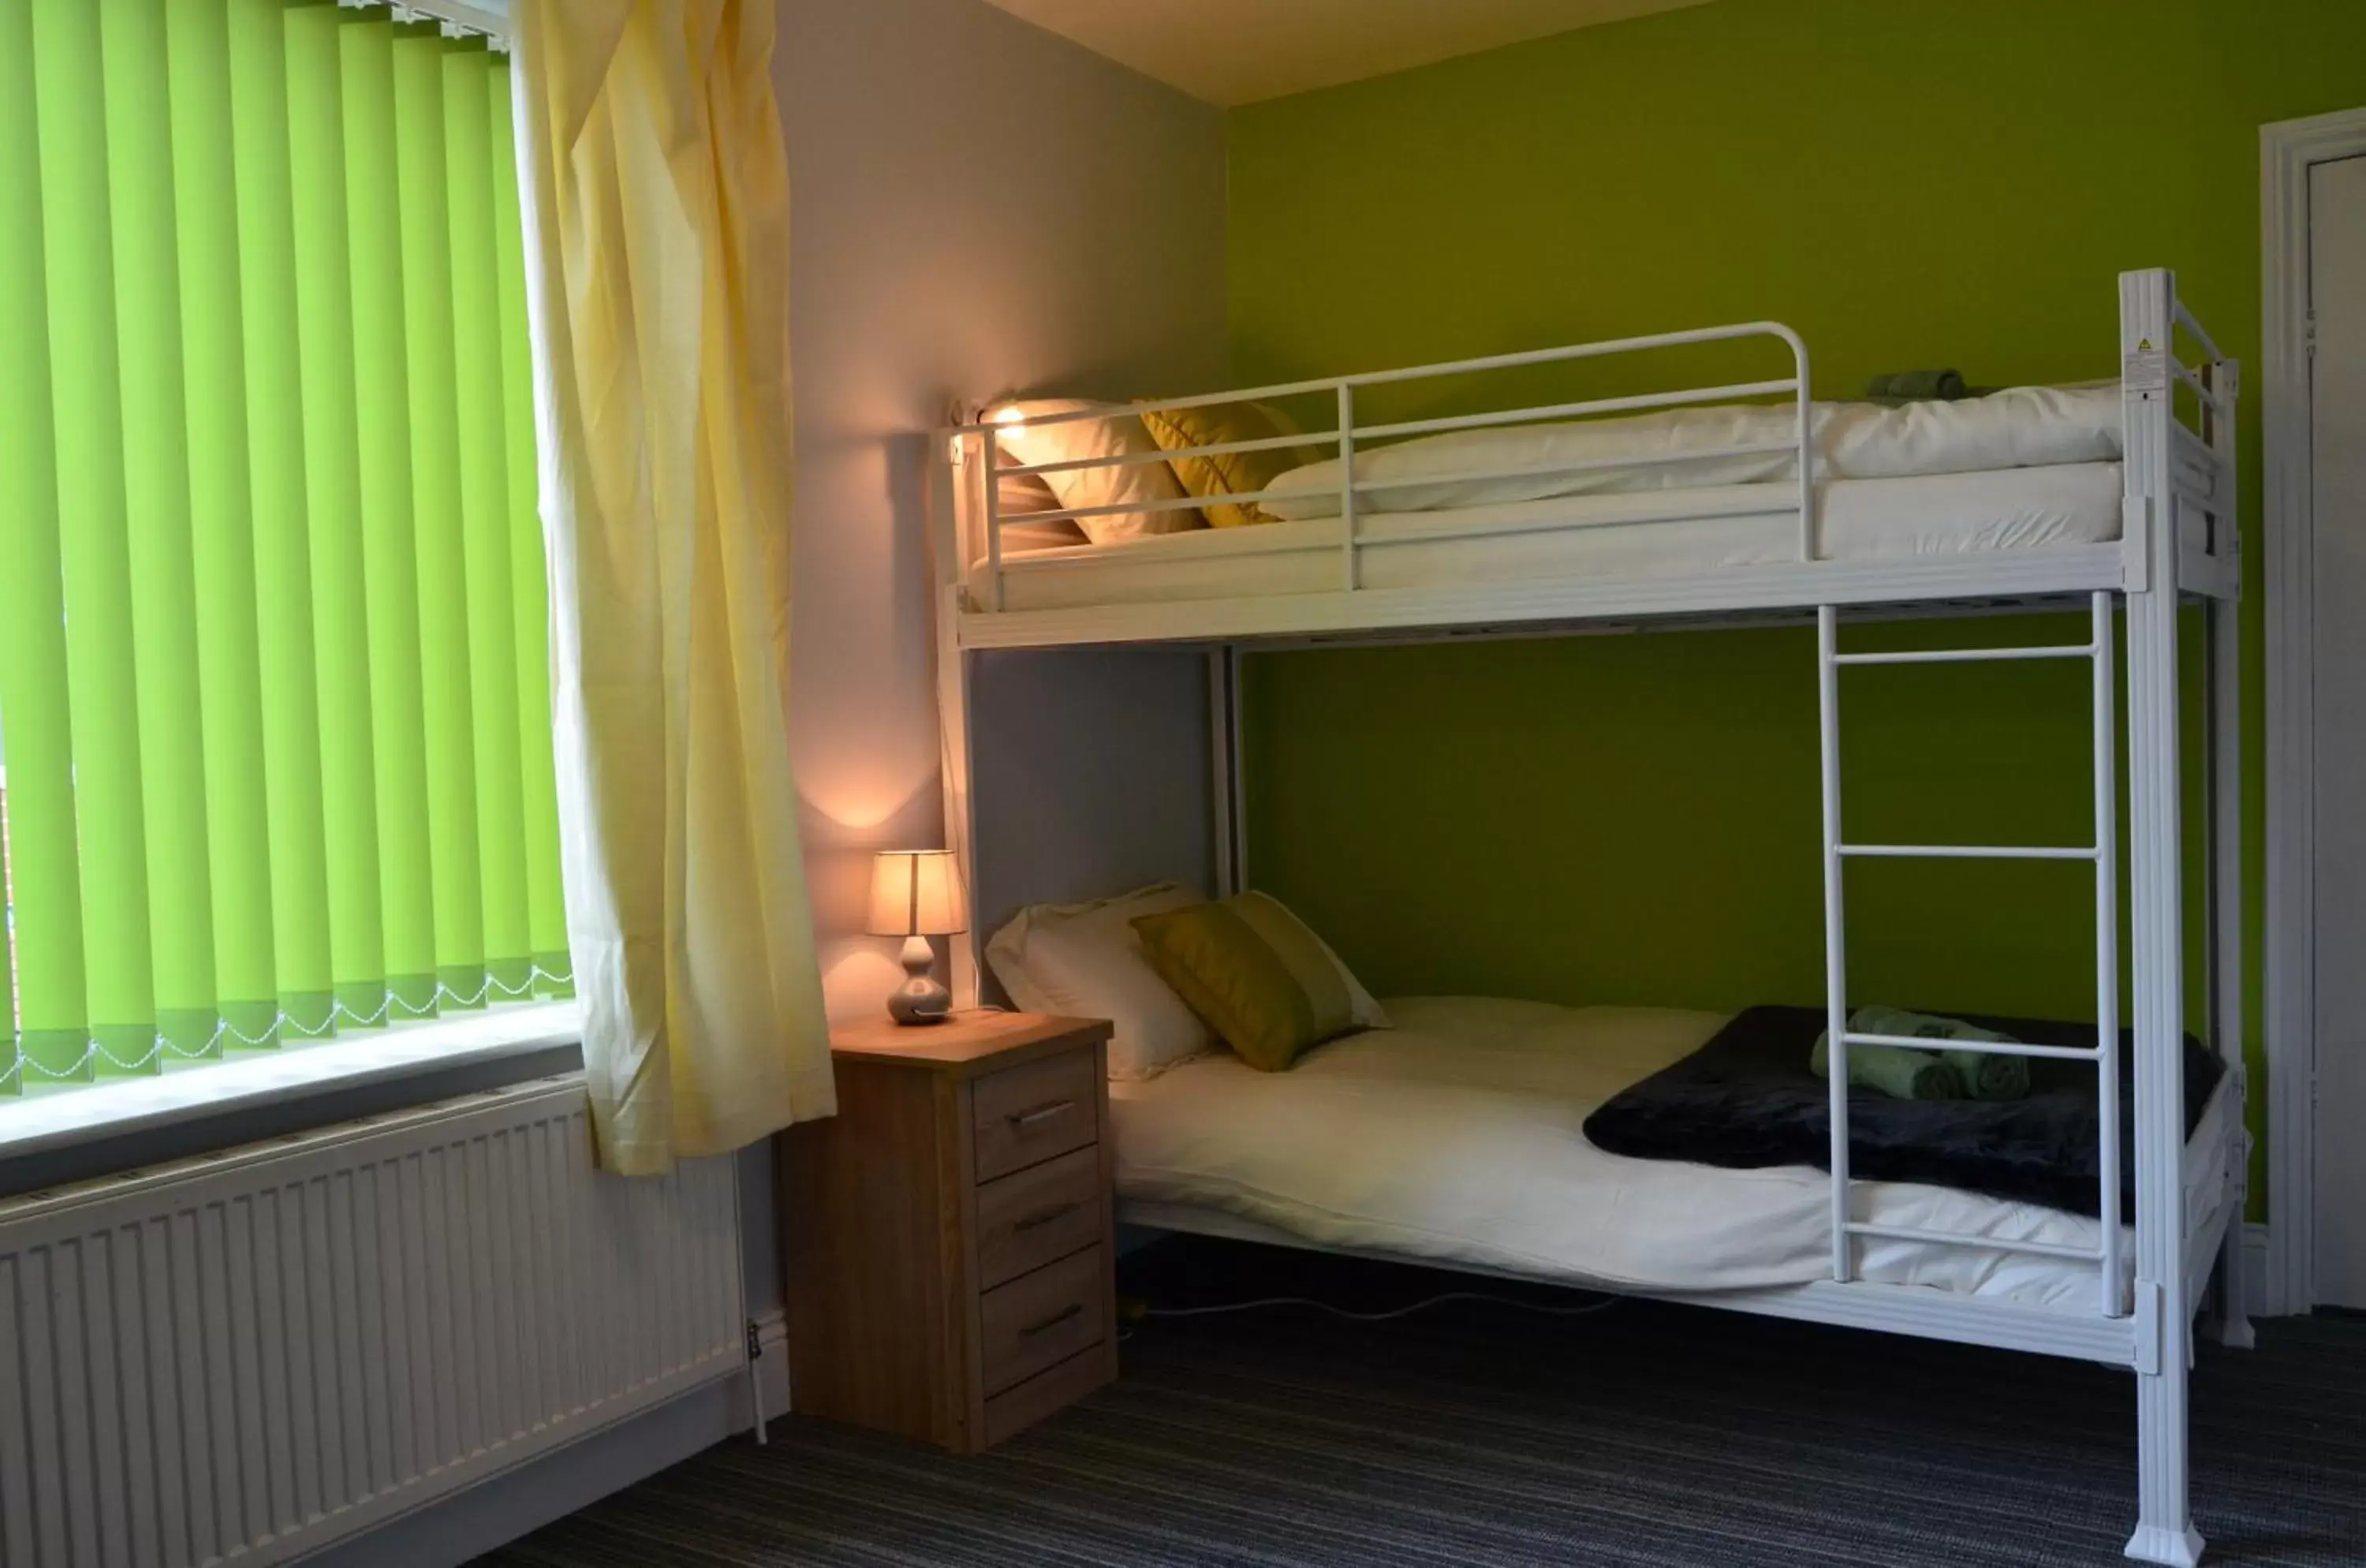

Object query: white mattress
[1110,996,2125,1312]
[1263,383,2124,520]
[977,461,2124,613]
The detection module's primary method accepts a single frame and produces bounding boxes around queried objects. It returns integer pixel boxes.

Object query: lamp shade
[867,849,967,938]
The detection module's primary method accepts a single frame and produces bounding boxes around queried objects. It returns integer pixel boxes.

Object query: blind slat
[342,10,439,1021]
[107,0,221,1064]
[488,57,569,994]
[170,0,280,1050]
[393,22,486,1007]
[444,40,531,997]
[287,0,389,1025]
[0,0,88,1088]
[228,0,337,1039]
[34,0,156,1079]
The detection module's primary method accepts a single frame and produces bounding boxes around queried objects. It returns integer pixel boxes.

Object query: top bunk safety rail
[942,269,2238,638]
[960,323,1814,610]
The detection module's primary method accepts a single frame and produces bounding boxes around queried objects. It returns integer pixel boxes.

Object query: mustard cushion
[1137,401,1319,528]
[1132,892,1366,1071]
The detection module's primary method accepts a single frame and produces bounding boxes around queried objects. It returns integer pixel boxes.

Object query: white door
[2312,152,2366,1309]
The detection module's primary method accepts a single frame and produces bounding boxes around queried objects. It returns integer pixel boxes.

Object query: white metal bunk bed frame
[926,269,2250,1567]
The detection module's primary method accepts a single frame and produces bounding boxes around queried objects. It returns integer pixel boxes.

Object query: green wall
[1228,0,2366,1208]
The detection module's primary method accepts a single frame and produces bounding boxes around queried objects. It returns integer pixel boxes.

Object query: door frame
[2263,106,2366,1316]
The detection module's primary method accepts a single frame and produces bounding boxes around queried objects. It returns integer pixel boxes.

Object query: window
[0,0,567,1103]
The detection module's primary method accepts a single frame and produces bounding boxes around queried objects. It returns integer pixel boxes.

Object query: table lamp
[867,849,966,1025]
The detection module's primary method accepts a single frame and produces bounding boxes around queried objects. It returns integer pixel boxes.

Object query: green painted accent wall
[1228,0,2366,1214]
[1245,612,2203,1015]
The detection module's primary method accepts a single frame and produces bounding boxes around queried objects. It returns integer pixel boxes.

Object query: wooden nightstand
[778,1010,1118,1453]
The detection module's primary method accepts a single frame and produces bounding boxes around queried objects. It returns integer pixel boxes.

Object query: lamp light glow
[867,850,966,1025]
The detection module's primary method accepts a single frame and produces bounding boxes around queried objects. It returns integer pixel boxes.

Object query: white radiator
[0,1076,747,1568]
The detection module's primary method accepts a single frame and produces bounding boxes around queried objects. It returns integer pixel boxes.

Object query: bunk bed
[924,270,2249,1568]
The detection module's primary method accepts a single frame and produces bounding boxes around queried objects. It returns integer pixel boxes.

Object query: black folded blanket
[1581,1004,2224,1218]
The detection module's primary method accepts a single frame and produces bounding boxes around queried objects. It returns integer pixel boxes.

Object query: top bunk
[931,269,2239,652]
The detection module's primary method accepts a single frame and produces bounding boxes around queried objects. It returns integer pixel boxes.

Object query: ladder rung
[1830,643,2099,666]
[1843,1221,2106,1264]
[1842,1030,2104,1062]
[1836,843,2100,861]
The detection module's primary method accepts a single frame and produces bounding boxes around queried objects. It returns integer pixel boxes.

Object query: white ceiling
[980,0,1712,106]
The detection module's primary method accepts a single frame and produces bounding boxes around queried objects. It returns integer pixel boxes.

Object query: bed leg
[2212,1260,2257,1350]
[2120,271,2206,1568]
[2128,1357,2205,1566]
[2210,1132,2256,1351]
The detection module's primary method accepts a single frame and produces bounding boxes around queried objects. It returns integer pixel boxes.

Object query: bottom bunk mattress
[1110,995,2148,1312]
[976,461,2123,612]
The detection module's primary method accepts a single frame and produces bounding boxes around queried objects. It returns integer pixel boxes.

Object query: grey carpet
[478,1237,2366,1567]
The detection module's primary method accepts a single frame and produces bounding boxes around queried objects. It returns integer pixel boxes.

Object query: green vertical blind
[0,0,569,1096]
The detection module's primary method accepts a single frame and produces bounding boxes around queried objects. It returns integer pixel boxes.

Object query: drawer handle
[1012,1200,1083,1233]
[1019,1302,1084,1338]
[1006,1098,1076,1129]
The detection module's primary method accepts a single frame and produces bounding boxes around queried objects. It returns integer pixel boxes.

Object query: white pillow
[986,883,1215,1081]
[987,399,1204,544]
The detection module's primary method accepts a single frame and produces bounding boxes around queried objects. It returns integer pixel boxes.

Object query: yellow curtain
[510,0,834,1173]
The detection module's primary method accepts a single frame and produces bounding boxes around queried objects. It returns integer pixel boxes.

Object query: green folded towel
[1865,369,1969,401]
[1848,1006,2031,1102]
[1811,1032,1965,1100]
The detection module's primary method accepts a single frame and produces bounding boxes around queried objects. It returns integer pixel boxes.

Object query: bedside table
[778,1011,1118,1453]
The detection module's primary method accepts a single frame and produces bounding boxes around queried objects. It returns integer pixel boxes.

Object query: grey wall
[969,647,1218,977]
[747,0,1230,1314]
[779,0,1228,1021]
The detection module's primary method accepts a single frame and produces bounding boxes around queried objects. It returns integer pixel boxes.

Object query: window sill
[0,1000,586,1163]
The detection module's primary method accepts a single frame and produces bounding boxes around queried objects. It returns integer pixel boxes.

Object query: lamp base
[887,934,952,1026]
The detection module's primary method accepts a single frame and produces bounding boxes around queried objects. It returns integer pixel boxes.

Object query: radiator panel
[0,1077,745,1568]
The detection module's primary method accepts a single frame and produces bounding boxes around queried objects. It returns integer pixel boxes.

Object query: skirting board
[309,1311,789,1568]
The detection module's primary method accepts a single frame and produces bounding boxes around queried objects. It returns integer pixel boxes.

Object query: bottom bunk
[1110,994,2242,1360]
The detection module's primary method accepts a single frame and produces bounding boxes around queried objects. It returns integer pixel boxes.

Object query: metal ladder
[1816,592,2125,1316]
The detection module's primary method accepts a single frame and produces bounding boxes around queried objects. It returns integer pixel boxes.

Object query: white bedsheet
[977,461,2122,614]
[1110,996,2123,1312]
[1263,383,2122,521]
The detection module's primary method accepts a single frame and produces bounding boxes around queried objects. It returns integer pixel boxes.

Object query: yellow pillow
[1130,892,1381,1071]
[1136,401,1319,528]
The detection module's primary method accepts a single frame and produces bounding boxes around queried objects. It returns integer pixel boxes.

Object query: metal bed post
[1209,644,1246,898]
[1816,605,1853,1282]
[931,425,986,1005]
[983,424,1006,613]
[2204,349,2255,1353]
[2120,267,2200,1568]
[2094,589,2125,1317]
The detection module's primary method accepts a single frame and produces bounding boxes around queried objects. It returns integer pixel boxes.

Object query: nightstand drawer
[972,1048,1098,1181]
[976,1146,1104,1289]
[979,1245,1106,1395]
